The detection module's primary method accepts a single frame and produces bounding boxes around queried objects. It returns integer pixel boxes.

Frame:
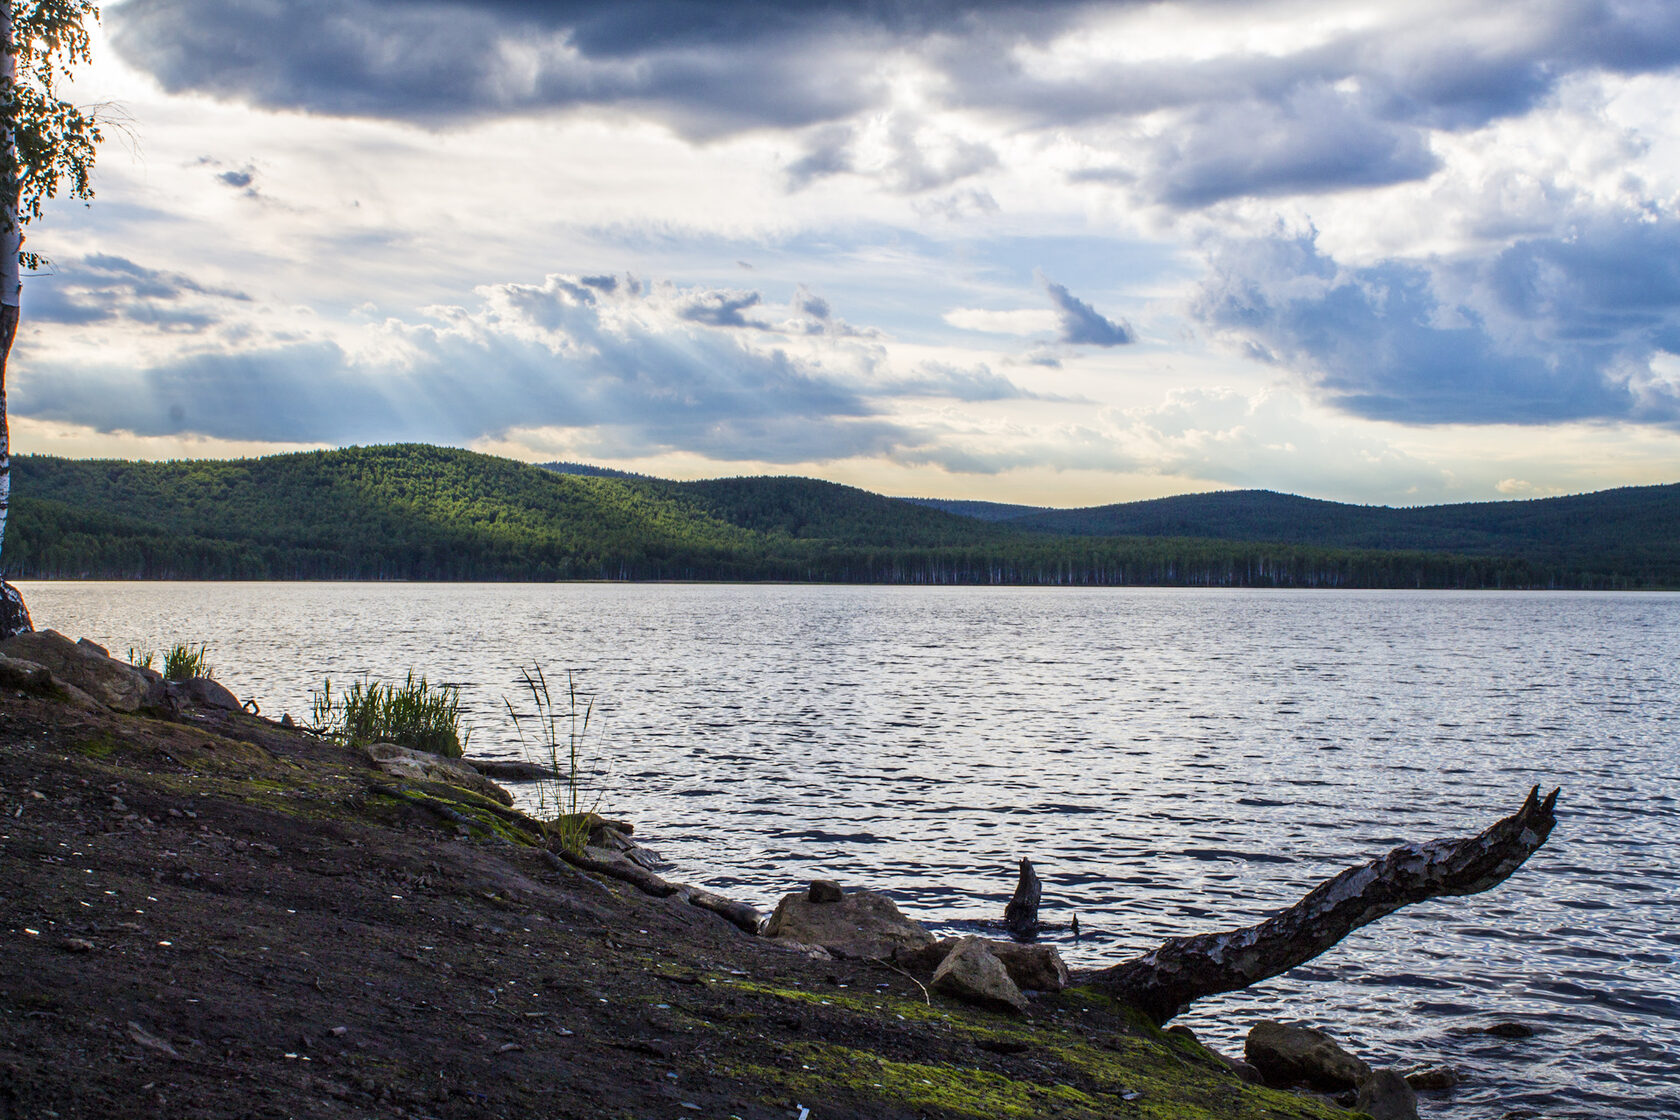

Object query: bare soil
[0,685,1354,1120]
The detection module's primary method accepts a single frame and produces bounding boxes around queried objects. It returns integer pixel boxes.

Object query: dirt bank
[0,681,1356,1120]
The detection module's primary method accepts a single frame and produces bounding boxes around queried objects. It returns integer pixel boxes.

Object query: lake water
[15,581,1679,1120]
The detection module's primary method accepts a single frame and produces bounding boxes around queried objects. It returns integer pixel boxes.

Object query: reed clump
[312,671,467,759]
[505,666,603,855]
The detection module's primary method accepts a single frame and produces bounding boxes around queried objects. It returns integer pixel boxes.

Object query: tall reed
[504,666,601,855]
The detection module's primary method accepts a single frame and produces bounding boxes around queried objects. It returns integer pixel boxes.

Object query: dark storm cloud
[109,1,1680,205]
[1148,87,1440,207]
[1197,226,1680,426]
[1042,277,1132,347]
[108,0,1087,138]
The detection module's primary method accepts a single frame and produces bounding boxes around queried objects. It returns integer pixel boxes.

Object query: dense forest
[5,445,1674,588]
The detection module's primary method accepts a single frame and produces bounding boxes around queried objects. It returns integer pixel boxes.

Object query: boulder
[761,888,934,960]
[895,937,1069,992]
[172,676,242,712]
[930,936,1028,1015]
[0,655,99,709]
[0,630,162,711]
[1244,1020,1372,1090]
[1356,1068,1421,1120]
[0,580,30,641]
[364,742,514,806]
[983,940,1069,992]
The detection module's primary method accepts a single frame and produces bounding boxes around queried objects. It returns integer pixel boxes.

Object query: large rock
[0,655,98,709]
[1356,1068,1421,1120]
[1244,1020,1372,1090]
[172,676,242,711]
[0,630,162,711]
[980,939,1068,992]
[0,580,30,641]
[761,886,934,960]
[364,742,514,806]
[896,937,1069,992]
[930,936,1028,1015]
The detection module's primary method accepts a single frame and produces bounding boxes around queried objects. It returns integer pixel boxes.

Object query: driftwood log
[1086,785,1560,1024]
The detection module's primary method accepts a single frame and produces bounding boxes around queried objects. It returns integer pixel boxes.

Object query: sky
[12,0,1680,507]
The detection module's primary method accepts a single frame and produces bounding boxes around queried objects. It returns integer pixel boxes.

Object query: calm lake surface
[18,582,1679,1120]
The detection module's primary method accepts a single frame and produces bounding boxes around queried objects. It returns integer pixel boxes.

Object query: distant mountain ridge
[5,445,1674,587]
[896,497,1052,522]
[994,485,1680,574]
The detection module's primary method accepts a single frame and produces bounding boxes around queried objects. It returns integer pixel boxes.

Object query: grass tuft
[129,642,215,681]
[163,642,214,681]
[312,671,467,758]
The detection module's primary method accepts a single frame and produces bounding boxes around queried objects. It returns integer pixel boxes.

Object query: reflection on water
[20,582,1680,1119]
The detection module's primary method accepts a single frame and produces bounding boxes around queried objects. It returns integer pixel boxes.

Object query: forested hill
[1001,486,1680,583]
[4,445,1674,587]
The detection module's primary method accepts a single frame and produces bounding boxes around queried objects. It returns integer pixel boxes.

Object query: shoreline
[0,640,1361,1119]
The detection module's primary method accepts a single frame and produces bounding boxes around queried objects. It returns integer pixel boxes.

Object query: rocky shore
[0,632,1388,1119]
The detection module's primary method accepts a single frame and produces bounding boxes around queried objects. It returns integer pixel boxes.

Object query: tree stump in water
[1004,856,1041,940]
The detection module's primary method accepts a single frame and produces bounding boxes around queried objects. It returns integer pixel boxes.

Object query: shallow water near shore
[20,581,1679,1119]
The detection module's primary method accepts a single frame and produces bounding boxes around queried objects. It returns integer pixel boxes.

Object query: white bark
[1,1,17,310]
[1,0,17,569]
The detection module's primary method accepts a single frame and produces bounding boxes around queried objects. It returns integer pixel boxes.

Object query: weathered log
[1003,857,1041,939]
[678,885,765,934]
[1086,785,1560,1025]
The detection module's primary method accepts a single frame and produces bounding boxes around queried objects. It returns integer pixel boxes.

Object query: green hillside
[1003,486,1680,586]
[2,445,1671,587]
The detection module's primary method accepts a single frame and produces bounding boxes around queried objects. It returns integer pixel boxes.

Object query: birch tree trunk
[2,0,20,570]
[0,2,28,638]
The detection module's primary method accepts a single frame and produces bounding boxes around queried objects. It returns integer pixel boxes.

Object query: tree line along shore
[6,444,1675,587]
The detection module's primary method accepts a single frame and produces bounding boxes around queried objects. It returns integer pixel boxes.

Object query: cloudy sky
[14,0,1680,506]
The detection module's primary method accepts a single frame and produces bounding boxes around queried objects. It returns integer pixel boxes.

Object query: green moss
[714,980,1353,1120]
[75,735,121,759]
[736,1042,1110,1118]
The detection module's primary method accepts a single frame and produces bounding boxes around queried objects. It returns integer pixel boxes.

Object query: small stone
[1402,1064,1461,1091]
[61,938,95,953]
[1482,1021,1535,1039]
[1245,1020,1371,1090]
[807,879,844,903]
[330,1026,349,1037]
